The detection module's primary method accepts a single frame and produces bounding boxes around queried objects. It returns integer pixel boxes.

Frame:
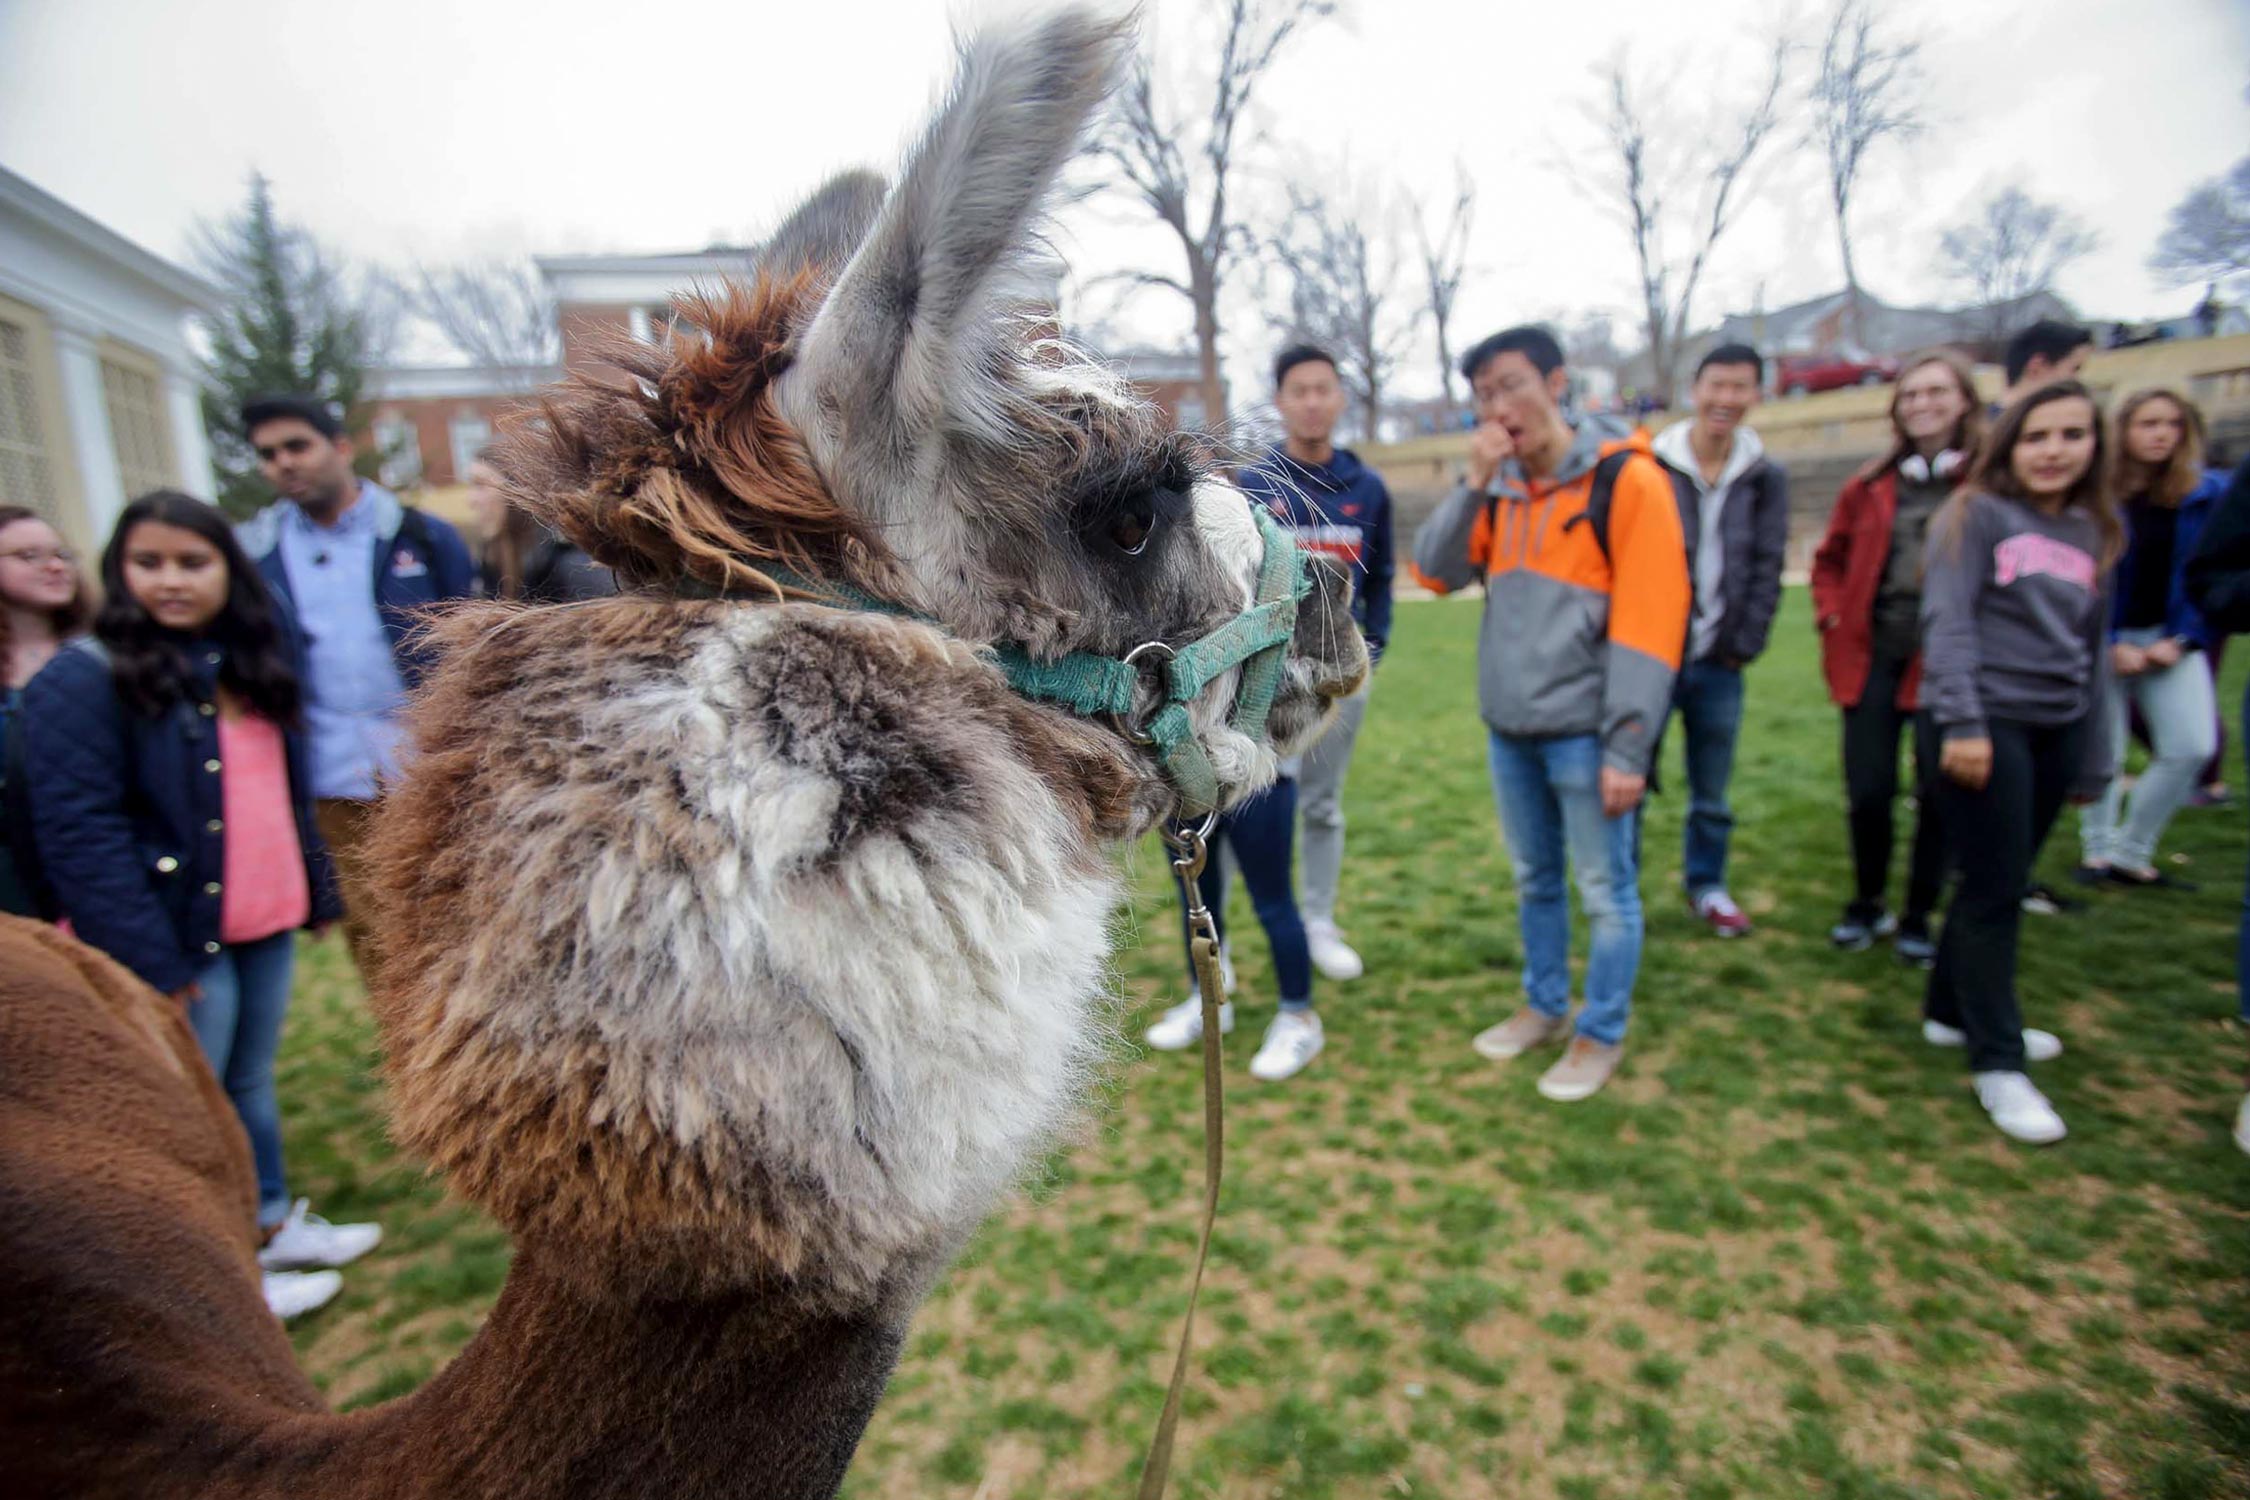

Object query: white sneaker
[2235,1093,2250,1157]
[258,1199,383,1271]
[1218,942,1237,996]
[1304,920,1364,982]
[263,1268,342,1321]
[1248,1010,1324,1082]
[1922,1020,2063,1063]
[1145,994,1234,1052]
[1973,1071,2068,1145]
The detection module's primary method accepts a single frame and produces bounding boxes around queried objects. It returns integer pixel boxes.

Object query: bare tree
[2149,155,2250,291]
[398,259,560,375]
[1088,0,1335,431]
[1411,162,1476,421]
[1585,38,1786,405]
[1806,0,1923,347]
[1268,180,1420,441]
[1937,187,2098,344]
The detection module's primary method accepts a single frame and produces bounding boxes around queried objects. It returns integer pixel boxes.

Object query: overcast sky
[3,0,2244,402]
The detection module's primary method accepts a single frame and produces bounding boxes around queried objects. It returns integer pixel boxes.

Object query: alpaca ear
[779,6,1131,485]
[756,170,888,279]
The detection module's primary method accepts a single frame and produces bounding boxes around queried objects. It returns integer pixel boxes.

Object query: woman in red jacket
[1810,350,1985,964]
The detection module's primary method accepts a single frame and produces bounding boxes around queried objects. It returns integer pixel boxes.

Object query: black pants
[1841,650,1945,922]
[1922,715,2087,1073]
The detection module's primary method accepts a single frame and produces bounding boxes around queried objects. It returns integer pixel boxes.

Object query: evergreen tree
[193,174,385,517]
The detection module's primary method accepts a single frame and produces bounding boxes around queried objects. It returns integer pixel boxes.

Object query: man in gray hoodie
[1650,344,1790,936]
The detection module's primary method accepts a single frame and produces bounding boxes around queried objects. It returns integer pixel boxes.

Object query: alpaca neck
[334,1246,912,1500]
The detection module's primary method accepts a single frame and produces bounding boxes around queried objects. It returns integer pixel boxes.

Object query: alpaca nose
[1294,556,1367,699]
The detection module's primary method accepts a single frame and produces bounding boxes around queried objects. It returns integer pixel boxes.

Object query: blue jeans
[1670,660,1746,899]
[1487,731,1644,1045]
[1176,777,1314,1010]
[187,930,296,1228]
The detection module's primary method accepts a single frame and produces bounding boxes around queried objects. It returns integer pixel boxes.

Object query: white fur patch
[1184,479,1282,794]
[437,607,1120,1284]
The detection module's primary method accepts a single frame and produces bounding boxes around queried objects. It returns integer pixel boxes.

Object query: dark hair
[1460,325,1565,385]
[1866,348,1987,481]
[1941,379,2121,569]
[97,491,302,724]
[1695,342,1764,383]
[0,505,97,677]
[2003,320,2091,386]
[240,394,345,443]
[1273,343,1338,390]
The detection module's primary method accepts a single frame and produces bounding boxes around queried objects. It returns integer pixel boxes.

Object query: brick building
[363,364,558,489]
[365,243,1207,495]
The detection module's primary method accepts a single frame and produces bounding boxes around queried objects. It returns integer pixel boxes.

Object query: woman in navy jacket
[2076,388,2228,887]
[24,491,377,1314]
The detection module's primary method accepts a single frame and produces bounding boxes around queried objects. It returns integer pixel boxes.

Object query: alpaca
[0,10,1366,1500]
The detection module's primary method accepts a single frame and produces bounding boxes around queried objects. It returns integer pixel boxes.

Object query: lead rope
[1137,812,1226,1500]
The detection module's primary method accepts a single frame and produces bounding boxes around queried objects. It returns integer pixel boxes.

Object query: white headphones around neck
[1897,449,1964,483]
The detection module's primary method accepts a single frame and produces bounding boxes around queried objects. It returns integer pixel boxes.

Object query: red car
[1775,352,1902,396]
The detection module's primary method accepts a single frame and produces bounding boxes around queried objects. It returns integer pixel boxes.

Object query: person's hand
[2111,642,2148,677]
[2144,637,2185,669]
[168,982,203,1009]
[1940,736,1993,790]
[1465,422,1515,491]
[1600,767,1646,818]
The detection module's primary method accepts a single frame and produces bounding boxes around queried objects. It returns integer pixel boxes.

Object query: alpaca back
[0,917,321,1496]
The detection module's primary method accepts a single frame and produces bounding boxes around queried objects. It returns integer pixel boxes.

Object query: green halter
[736,507,1312,817]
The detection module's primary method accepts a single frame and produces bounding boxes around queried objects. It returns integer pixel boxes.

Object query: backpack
[1483,448,1638,562]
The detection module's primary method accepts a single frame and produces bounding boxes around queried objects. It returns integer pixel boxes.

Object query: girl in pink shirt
[23,491,379,1321]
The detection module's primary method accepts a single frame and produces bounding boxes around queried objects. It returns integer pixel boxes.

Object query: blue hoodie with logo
[1236,446,1395,661]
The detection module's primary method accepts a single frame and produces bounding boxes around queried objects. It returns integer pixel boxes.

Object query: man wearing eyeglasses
[234,395,475,985]
[1411,326,1688,1104]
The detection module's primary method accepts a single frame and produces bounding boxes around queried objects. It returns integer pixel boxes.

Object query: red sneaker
[1691,890,1752,938]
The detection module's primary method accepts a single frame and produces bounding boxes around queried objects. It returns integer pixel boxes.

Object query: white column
[163,358,216,501]
[49,316,124,541]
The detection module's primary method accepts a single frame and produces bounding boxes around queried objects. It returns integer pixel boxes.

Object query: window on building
[100,355,175,500]
[373,416,423,487]
[448,413,492,483]
[1173,397,1207,433]
[0,310,62,519]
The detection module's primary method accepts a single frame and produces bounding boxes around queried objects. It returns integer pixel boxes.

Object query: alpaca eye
[1109,501,1157,556]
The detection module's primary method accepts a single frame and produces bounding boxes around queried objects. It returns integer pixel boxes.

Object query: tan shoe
[1472,1007,1571,1061]
[1537,1037,1623,1102]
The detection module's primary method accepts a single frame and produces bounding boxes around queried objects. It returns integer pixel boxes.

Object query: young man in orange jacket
[1412,326,1689,1102]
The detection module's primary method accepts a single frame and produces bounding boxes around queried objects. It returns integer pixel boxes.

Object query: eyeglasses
[1,547,77,568]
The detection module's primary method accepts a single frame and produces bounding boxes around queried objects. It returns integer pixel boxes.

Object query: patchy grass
[279,589,2250,1497]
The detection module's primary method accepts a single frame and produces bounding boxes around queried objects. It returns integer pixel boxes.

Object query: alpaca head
[502,5,1366,812]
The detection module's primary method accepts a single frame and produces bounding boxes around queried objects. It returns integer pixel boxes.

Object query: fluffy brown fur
[503,272,901,601]
[356,597,1152,1309]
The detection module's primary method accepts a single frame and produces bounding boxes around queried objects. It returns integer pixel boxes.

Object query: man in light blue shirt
[237,395,476,981]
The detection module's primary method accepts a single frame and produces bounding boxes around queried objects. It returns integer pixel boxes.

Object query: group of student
[0,396,610,1323]
[1165,320,2250,1152]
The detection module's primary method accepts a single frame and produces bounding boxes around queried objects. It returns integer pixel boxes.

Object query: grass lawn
[278,587,2250,1498]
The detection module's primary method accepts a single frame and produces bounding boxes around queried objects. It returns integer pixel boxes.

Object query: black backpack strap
[1561,449,1638,561]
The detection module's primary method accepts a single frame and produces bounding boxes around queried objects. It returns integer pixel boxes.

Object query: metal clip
[1113,640,1178,746]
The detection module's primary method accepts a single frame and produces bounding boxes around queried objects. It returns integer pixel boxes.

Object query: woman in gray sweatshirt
[1917,380,2119,1146]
